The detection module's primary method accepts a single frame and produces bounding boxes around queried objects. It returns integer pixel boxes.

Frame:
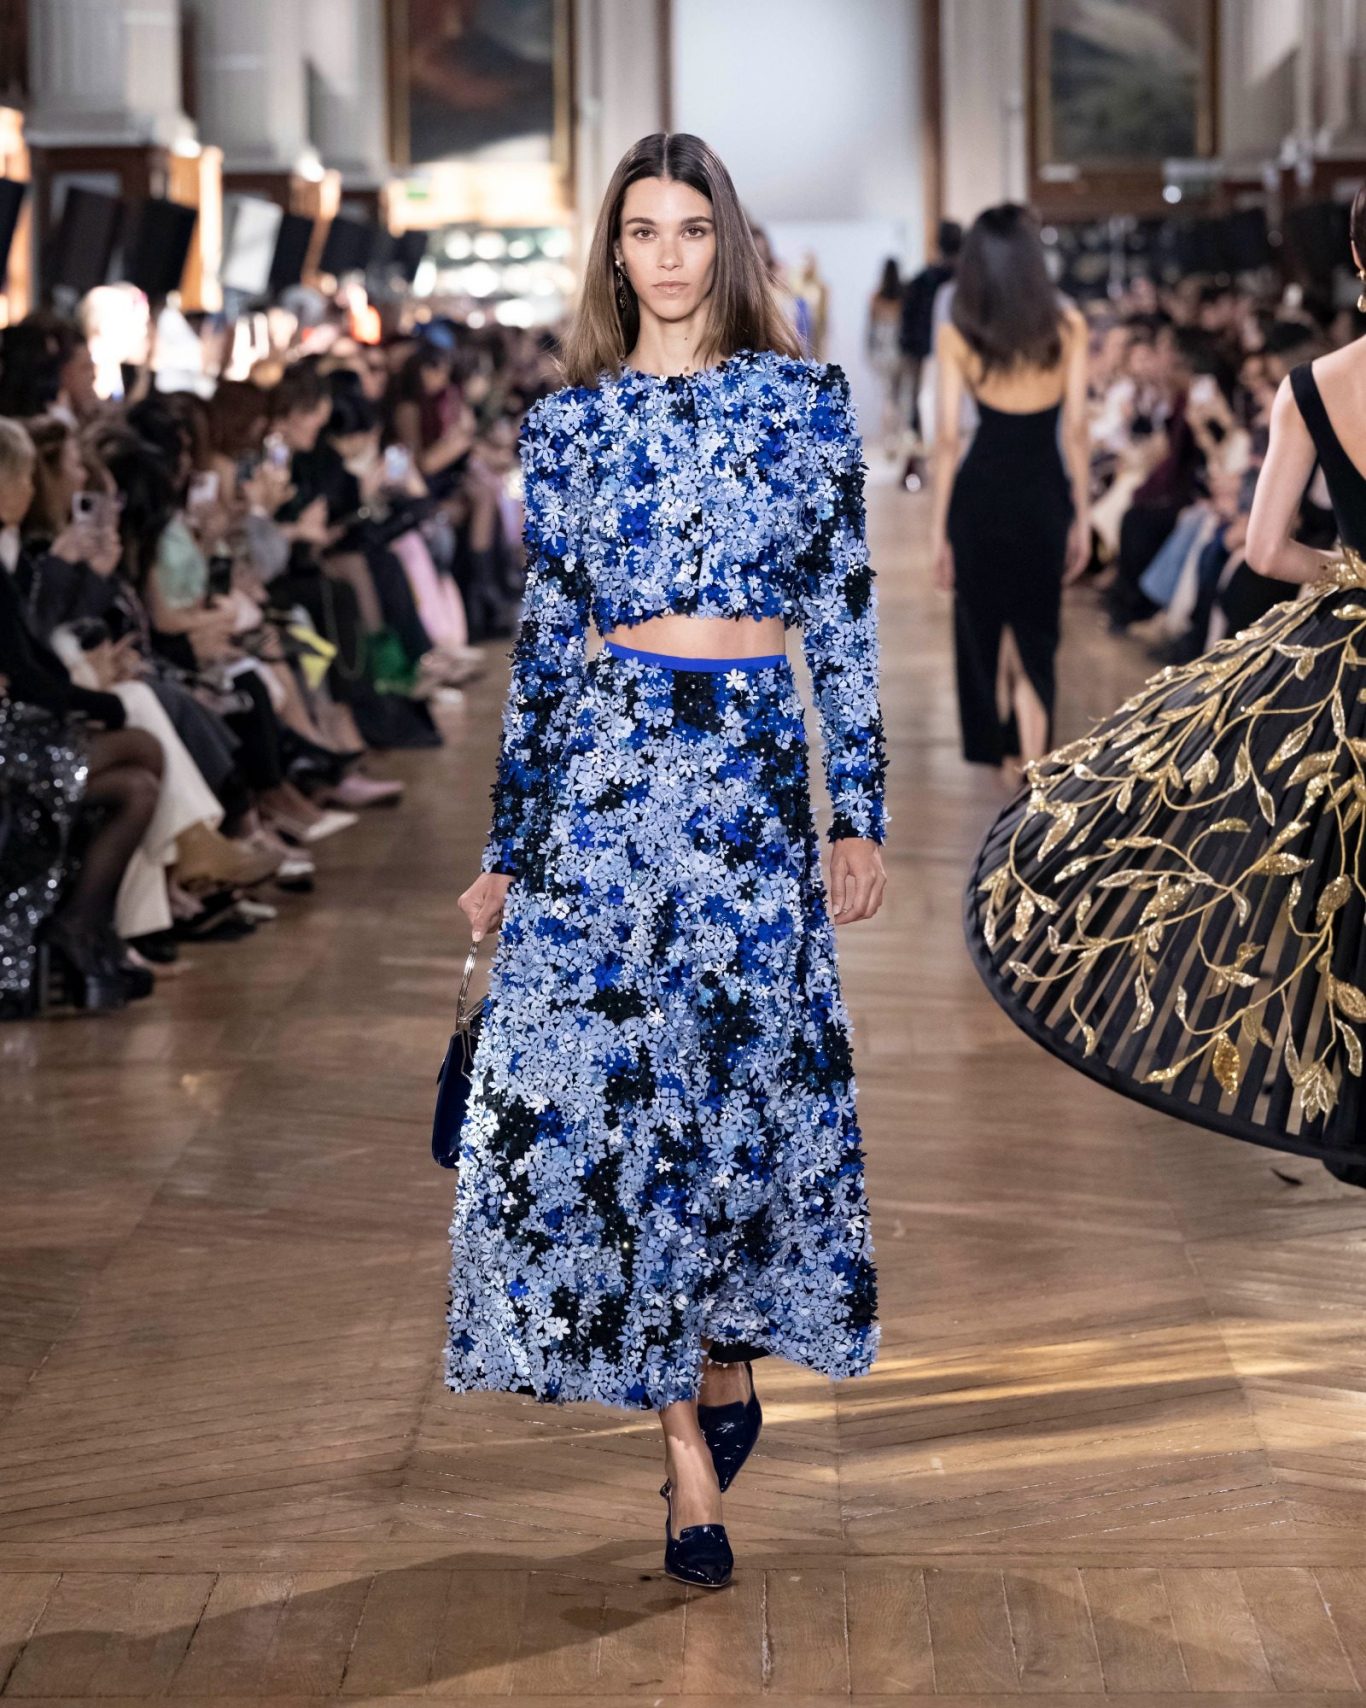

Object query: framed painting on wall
[1028,0,1218,216]
[386,0,573,171]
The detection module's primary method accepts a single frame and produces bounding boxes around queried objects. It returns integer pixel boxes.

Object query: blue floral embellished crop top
[480,347,888,877]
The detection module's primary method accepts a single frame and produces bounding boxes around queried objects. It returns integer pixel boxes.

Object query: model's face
[614,177,717,325]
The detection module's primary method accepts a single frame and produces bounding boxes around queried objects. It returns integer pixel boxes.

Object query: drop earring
[1357,267,1366,313]
[615,262,631,314]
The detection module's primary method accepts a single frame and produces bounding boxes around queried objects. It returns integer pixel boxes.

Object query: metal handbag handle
[454,941,481,1032]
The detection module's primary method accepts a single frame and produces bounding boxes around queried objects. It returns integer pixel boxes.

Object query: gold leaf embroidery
[1252,852,1311,876]
[1317,875,1352,924]
[1039,806,1078,859]
[1212,1034,1241,1095]
[1256,781,1276,825]
[974,572,1366,1130]
[1288,751,1336,786]
[1141,881,1193,922]
[1186,750,1219,793]
[1269,724,1312,769]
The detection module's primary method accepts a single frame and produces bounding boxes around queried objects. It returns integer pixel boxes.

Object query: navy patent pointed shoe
[660,1479,734,1588]
[697,1359,762,1492]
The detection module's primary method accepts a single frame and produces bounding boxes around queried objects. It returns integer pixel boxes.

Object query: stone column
[26,0,190,147]
[1313,0,1366,151]
[304,0,390,188]
[573,0,669,237]
[184,0,313,172]
[939,0,1027,223]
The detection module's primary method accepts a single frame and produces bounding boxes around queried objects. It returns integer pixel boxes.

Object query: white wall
[670,0,925,425]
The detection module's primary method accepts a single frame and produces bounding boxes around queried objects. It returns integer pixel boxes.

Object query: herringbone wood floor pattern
[6,472,1366,1704]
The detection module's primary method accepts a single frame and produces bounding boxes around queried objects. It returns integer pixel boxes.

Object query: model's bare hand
[932,539,954,593]
[830,839,886,923]
[1063,516,1091,583]
[461,871,512,942]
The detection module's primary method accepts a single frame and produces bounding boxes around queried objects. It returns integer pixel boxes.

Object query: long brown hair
[1351,183,1366,268]
[951,203,1063,380]
[560,132,801,389]
[23,414,76,540]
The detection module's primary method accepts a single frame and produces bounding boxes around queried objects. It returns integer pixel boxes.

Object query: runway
[8,468,1366,1703]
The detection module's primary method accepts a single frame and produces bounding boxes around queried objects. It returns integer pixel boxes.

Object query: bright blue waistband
[601,639,788,672]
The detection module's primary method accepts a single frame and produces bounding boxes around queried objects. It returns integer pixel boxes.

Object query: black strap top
[1289,361,1366,552]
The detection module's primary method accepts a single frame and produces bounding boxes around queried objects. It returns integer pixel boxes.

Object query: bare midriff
[599,613,786,657]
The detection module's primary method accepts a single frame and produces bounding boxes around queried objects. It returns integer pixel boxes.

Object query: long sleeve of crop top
[797,364,888,845]
[480,403,589,879]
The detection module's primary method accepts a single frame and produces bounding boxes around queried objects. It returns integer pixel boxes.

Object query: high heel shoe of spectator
[280,728,361,791]
[321,774,405,810]
[240,827,316,889]
[97,926,155,1001]
[263,806,359,845]
[416,651,481,691]
[127,929,181,967]
[175,821,283,889]
[37,919,127,1014]
[432,648,485,685]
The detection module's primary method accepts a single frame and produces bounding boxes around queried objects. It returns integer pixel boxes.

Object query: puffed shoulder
[755,351,852,399]
[520,382,595,438]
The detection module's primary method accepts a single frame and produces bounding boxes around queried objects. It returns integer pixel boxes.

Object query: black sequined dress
[0,702,88,1003]
[965,360,1366,1174]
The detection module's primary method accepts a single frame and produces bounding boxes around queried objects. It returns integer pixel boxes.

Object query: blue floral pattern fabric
[479,348,888,878]
[446,348,886,1410]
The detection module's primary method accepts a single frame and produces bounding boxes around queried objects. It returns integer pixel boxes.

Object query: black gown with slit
[964,358,1366,1180]
[948,395,1073,765]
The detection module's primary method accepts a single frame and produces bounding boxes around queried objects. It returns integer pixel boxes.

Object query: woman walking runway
[965,187,1366,1190]
[445,132,889,1588]
[930,204,1091,778]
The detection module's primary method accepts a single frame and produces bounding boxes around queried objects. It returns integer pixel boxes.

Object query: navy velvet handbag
[432,942,488,1168]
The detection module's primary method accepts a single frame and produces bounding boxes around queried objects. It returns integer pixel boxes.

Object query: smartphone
[383,443,412,484]
[71,490,99,525]
[207,551,235,600]
[1189,374,1219,408]
[67,616,110,651]
[188,470,220,511]
[264,432,291,471]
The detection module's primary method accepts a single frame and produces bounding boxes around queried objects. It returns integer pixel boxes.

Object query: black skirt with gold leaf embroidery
[964,569,1366,1171]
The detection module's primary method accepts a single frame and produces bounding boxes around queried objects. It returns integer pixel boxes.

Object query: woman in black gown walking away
[929,204,1091,783]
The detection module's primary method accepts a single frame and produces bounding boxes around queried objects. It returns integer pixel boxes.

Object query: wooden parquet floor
[7,469,1366,1703]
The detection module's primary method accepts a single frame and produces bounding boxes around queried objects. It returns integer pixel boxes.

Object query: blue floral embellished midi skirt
[445,642,879,1410]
